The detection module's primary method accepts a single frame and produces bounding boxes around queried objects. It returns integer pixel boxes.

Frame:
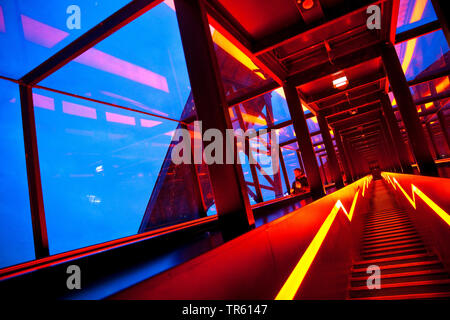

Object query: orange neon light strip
[400,0,427,74]
[436,77,449,93]
[382,174,450,226]
[275,177,370,300]
[241,112,267,126]
[211,30,266,80]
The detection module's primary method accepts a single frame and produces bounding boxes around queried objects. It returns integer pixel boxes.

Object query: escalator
[348,180,450,299]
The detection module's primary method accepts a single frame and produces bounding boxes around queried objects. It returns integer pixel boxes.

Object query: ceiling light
[333,76,348,89]
[298,0,315,10]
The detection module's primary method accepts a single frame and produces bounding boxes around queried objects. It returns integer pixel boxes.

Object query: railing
[110,176,372,300]
[381,172,450,273]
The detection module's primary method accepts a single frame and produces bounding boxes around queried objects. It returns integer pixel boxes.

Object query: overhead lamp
[297,0,314,10]
[332,75,348,89]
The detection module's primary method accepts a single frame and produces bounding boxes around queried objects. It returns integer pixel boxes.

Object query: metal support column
[174,0,254,239]
[335,130,353,183]
[381,43,438,176]
[283,82,325,199]
[317,114,344,188]
[19,84,49,258]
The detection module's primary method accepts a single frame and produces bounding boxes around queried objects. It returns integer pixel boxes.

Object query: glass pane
[232,88,292,132]
[311,133,323,144]
[278,125,296,144]
[208,20,270,98]
[428,119,449,158]
[33,87,207,254]
[40,2,191,121]
[250,132,286,201]
[0,0,130,79]
[307,116,320,133]
[240,153,259,205]
[396,0,437,33]
[314,143,325,152]
[0,79,35,268]
[411,76,450,104]
[281,147,301,188]
[395,29,449,81]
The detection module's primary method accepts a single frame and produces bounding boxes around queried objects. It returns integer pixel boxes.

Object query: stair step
[363,226,416,237]
[365,218,410,228]
[362,242,425,255]
[366,215,408,223]
[352,259,442,272]
[362,238,422,250]
[349,279,450,299]
[364,222,413,233]
[353,253,436,269]
[362,231,418,242]
[362,247,428,260]
[352,260,443,277]
[363,230,418,242]
[365,217,411,224]
[362,235,420,246]
[364,224,413,233]
[370,208,405,214]
[350,269,449,287]
[367,210,406,216]
[351,291,450,300]
[367,210,408,218]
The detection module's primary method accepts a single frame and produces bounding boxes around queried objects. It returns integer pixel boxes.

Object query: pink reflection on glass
[105,112,136,126]
[140,119,162,128]
[63,101,97,119]
[21,15,69,48]
[100,90,169,117]
[75,48,169,93]
[0,6,5,33]
[33,93,55,110]
[164,0,176,11]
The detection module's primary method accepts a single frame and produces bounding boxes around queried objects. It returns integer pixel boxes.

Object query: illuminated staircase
[348,180,450,299]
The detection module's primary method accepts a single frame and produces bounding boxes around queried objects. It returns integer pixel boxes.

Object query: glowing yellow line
[347,190,360,221]
[410,0,427,23]
[402,38,417,75]
[393,177,415,207]
[275,204,340,300]
[412,185,450,226]
[211,30,266,80]
[275,182,362,300]
[400,0,427,74]
[384,174,450,227]
[436,77,449,93]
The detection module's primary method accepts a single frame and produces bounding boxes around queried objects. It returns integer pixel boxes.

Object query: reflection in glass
[0,0,130,78]
[395,30,449,81]
[0,79,35,268]
[41,2,191,121]
[396,0,437,33]
[33,87,208,254]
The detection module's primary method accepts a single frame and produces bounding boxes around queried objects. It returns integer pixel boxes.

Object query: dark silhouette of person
[292,168,309,194]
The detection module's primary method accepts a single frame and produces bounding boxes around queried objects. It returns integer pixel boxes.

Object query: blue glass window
[395,30,449,81]
[40,2,191,121]
[0,79,35,268]
[0,0,131,79]
[396,0,437,34]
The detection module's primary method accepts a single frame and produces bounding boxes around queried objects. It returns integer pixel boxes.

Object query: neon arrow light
[382,173,450,227]
[275,176,370,300]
